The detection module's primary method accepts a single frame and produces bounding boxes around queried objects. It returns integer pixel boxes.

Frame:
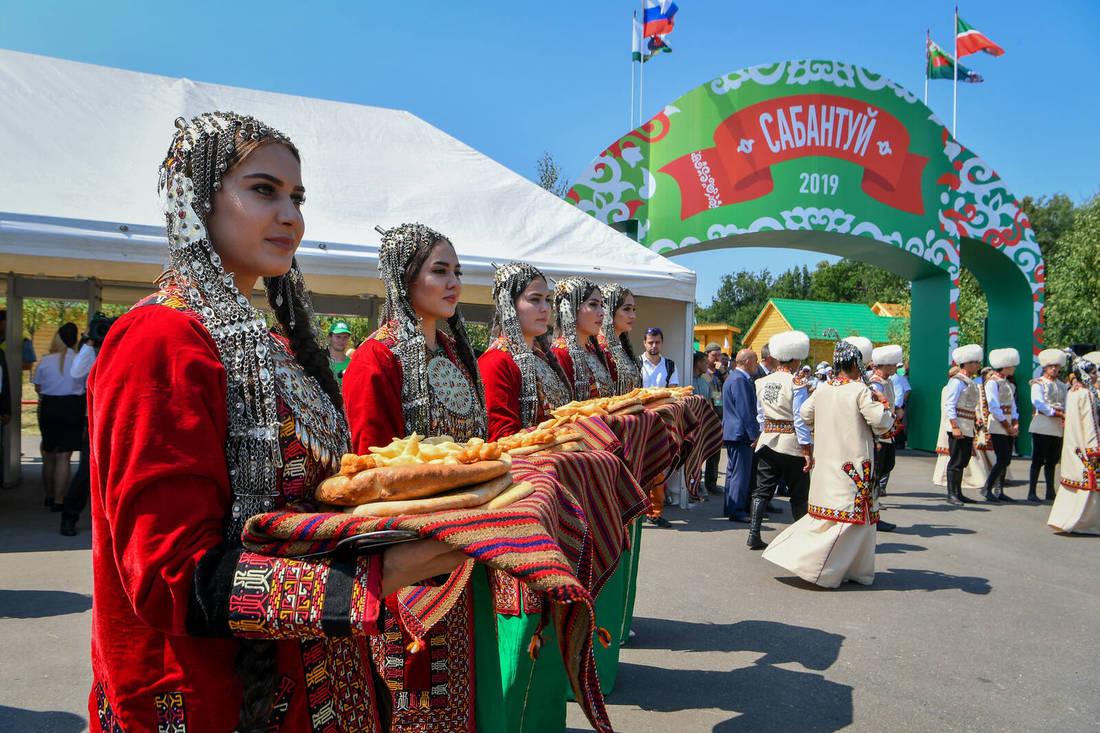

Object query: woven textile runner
[526,448,648,599]
[677,395,724,493]
[584,410,677,490]
[241,457,613,733]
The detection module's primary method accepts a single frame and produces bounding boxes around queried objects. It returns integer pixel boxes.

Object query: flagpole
[630,11,636,128]
[924,28,929,106]
[953,5,958,136]
[638,0,645,125]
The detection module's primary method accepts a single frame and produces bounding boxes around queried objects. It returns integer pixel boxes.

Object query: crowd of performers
[727,330,1100,589]
[85,112,708,732]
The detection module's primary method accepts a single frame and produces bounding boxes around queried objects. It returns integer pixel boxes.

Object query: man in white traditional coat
[746,330,813,550]
[761,339,896,588]
[1047,355,1100,534]
[1028,349,1069,502]
[943,344,984,506]
[982,348,1021,501]
[868,344,903,532]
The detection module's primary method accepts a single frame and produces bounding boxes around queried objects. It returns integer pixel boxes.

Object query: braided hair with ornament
[553,276,613,398]
[489,262,573,426]
[159,112,348,733]
[377,222,486,438]
[599,282,642,394]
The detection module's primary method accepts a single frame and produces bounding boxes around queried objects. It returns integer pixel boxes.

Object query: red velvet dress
[88,291,383,733]
[478,337,572,441]
[552,336,615,400]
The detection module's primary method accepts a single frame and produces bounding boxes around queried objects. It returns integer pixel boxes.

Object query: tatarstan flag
[928,40,983,82]
[956,15,1005,58]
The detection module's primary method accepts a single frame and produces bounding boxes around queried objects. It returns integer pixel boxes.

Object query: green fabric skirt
[474,566,568,733]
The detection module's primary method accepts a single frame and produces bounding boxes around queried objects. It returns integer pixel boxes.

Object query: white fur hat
[1083,351,1100,365]
[872,344,903,367]
[1038,349,1067,368]
[843,336,873,364]
[768,330,810,362]
[952,344,983,365]
[988,348,1020,370]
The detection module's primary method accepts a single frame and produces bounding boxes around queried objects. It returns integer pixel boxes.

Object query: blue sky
[3,0,1096,305]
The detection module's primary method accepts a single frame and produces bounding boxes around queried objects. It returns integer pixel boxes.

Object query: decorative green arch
[566,60,1044,452]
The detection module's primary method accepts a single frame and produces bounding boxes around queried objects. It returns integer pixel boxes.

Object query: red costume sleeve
[479,348,522,441]
[342,339,406,452]
[552,346,574,388]
[89,306,380,641]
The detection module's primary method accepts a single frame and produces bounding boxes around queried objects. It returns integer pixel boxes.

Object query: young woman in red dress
[478,262,572,441]
[341,224,512,732]
[597,283,642,395]
[551,277,615,400]
[87,113,462,733]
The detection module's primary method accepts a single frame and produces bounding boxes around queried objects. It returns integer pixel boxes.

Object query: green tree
[955,270,987,347]
[695,268,775,338]
[1044,193,1100,347]
[535,151,571,198]
[1019,193,1076,261]
[808,259,909,305]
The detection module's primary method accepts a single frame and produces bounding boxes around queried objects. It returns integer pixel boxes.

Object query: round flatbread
[506,431,585,456]
[316,454,513,506]
[483,480,536,509]
[644,397,679,408]
[609,403,646,416]
[347,473,516,517]
[638,389,672,403]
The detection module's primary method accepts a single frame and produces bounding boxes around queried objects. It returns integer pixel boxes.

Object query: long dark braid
[230,273,345,732]
[446,311,486,410]
[265,270,344,413]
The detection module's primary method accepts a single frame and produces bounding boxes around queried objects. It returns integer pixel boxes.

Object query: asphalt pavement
[1,450,1097,732]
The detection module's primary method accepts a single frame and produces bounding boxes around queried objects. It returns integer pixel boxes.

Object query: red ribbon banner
[659,94,928,220]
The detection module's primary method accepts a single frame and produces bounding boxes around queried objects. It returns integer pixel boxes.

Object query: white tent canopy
[0,49,698,484]
[0,48,695,302]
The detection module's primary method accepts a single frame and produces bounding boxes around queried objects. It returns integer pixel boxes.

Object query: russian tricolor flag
[643,0,678,38]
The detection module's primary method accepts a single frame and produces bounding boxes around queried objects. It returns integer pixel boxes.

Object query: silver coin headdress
[378,222,486,437]
[554,276,600,396]
[833,338,863,375]
[600,282,642,394]
[158,112,345,540]
[492,261,546,426]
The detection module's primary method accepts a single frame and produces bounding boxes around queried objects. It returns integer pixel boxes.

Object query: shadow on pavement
[608,619,851,731]
[628,617,843,670]
[0,706,86,733]
[871,568,992,594]
[0,589,92,618]
[891,523,977,538]
[774,567,991,594]
[875,542,927,554]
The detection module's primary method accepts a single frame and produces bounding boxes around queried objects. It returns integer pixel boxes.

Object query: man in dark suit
[723,349,761,521]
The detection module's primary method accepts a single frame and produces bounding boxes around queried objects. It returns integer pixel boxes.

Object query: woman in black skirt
[33,323,85,509]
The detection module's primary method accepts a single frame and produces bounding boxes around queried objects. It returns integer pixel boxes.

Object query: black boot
[1044,465,1058,501]
[996,475,1015,502]
[946,471,963,506]
[746,497,768,550]
[1027,463,1041,502]
[956,475,976,504]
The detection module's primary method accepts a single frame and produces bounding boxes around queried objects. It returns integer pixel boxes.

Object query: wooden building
[742,298,904,366]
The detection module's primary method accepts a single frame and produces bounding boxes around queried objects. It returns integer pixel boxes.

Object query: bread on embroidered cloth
[317,434,510,505]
